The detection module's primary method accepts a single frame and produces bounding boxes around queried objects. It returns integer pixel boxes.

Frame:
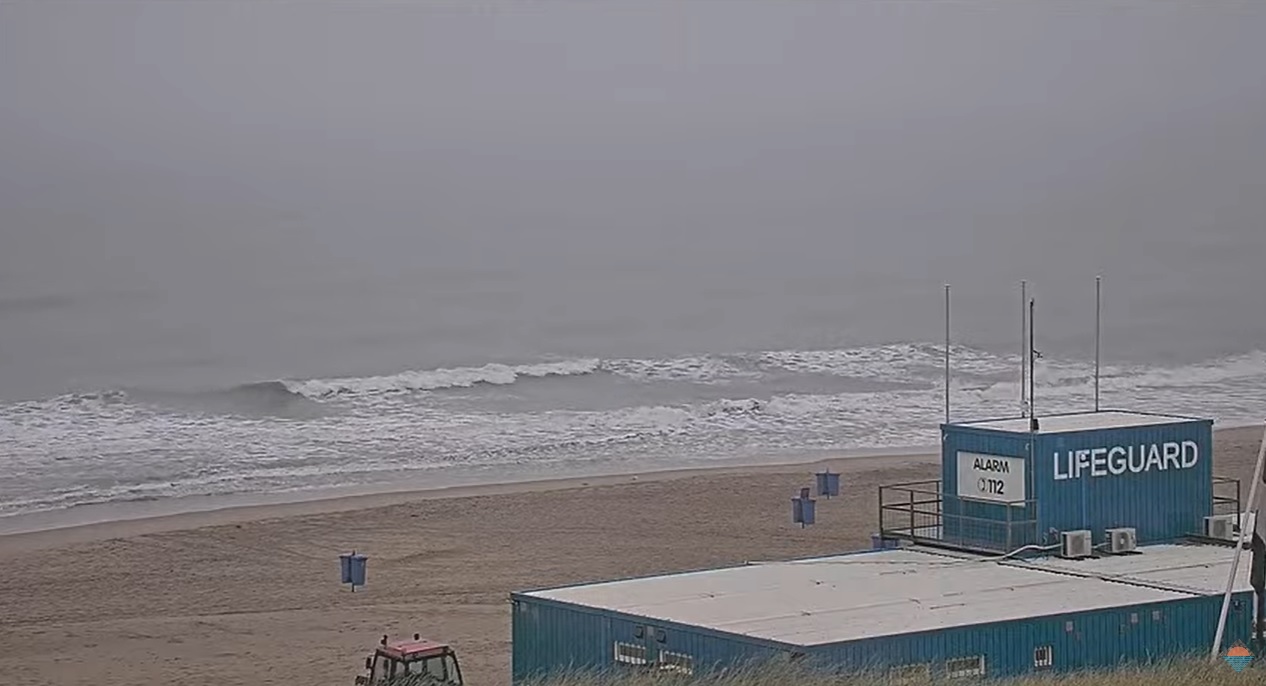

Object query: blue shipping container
[510,544,1255,684]
[940,424,1036,552]
[942,410,1213,550]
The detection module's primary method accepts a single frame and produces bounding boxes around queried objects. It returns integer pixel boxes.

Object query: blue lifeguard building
[509,409,1263,683]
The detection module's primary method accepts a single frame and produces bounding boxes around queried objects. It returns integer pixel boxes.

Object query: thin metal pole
[1029,298,1038,431]
[1211,421,1266,661]
[1021,280,1027,416]
[944,284,951,424]
[1094,275,1101,412]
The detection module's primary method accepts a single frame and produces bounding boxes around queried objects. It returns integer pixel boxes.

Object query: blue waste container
[792,496,816,526]
[815,471,841,497]
[340,552,368,589]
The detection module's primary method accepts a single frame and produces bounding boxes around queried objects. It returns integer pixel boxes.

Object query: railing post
[878,486,884,538]
[909,489,916,538]
[1033,500,1040,547]
[1006,500,1013,554]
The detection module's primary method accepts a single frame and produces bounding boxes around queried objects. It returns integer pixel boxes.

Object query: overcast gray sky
[2,1,1265,387]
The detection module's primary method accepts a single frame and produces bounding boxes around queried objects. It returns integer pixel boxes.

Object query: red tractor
[355,634,465,686]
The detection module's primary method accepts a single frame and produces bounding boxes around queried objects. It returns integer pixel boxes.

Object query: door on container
[614,625,655,674]
[642,625,662,670]
[639,625,691,676]
[647,628,696,677]
[1231,597,1254,647]
[1033,619,1082,673]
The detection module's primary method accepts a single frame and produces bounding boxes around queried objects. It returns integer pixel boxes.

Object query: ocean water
[2,2,1265,522]
[2,342,1264,520]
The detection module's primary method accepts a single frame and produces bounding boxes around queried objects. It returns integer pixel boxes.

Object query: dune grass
[523,656,1258,686]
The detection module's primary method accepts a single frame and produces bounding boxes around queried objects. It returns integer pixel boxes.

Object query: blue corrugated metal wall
[1034,419,1213,544]
[512,590,1255,683]
[806,591,1254,680]
[942,416,1214,550]
[941,425,1036,551]
[511,594,788,685]
[512,594,612,682]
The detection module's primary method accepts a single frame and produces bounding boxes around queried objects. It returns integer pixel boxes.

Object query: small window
[889,663,931,685]
[613,642,648,666]
[658,651,694,676]
[946,656,985,678]
[1152,610,1162,622]
[1064,620,1074,633]
[1034,646,1053,669]
[1129,612,1139,625]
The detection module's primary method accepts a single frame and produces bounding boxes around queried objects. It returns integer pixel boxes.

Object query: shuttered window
[613,642,647,666]
[946,655,985,678]
[657,650,694,675]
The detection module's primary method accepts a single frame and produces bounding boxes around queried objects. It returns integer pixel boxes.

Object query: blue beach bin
[815,470,841,498]
[340,552,368,590]
[792,489,816,527]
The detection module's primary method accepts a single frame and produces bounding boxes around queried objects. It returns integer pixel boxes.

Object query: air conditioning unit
[1105,527,1137,554]
[1204,514,1238,541]
[1060,529,1093,559]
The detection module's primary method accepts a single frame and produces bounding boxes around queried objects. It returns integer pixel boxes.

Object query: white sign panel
[957,452,1026,505]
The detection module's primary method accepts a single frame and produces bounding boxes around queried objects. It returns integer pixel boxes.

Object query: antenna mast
[944,284,951,424]
[1029,297,1039,432]
[1094,275,1102,412]
[1020,280,1027,417]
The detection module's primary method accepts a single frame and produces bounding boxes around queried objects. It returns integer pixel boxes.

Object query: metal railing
[1212,475,1242,518]
[878,479,1041,555]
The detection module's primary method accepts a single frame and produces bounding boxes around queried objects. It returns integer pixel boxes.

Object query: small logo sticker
[1223,643,1253,672]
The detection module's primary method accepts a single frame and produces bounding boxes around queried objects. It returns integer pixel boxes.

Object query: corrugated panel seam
[999,559,1232,597]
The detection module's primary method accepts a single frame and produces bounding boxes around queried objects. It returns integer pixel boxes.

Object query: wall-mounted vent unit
[1033,646,1053,669]
[657,651,694,676]
[946,655,985,679]
[1060,530,1093,559]
[613,642,648,666]
[1204,514,1238,541]
[1106,527,1137,554]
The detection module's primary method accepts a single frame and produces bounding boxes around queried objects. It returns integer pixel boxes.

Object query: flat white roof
[956,410,1200,435]
[1010,544,1254,595]
[523,548,1197,646]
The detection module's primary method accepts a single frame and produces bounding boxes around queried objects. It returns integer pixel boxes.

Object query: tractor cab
[355,634,464,686]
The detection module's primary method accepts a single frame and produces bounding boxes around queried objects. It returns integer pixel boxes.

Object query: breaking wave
[2,343,1265,519]
[255,345,1266,403]
[280,358,603,398]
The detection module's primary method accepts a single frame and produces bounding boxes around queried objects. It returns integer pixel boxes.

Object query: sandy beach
[1,425,1261,686]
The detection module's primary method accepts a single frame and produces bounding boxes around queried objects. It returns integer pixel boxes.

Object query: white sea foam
[283,358,603,397]
[282,354,751,400]
[603,355,755,383]
[2,344,1264,518]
